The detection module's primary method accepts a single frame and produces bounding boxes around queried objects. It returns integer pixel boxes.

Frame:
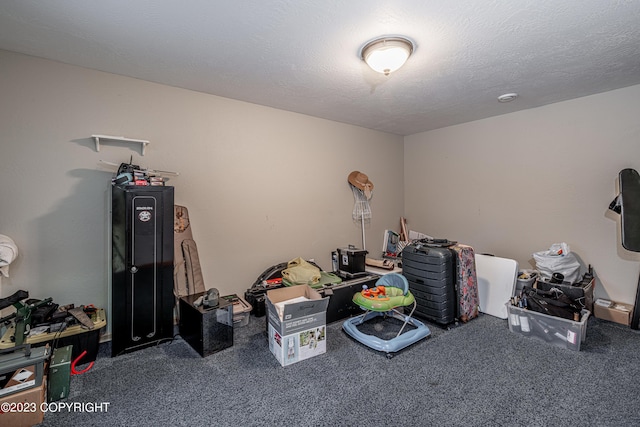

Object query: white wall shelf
[92,134,150,156]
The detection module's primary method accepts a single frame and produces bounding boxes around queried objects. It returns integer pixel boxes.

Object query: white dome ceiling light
[360,36,414,76]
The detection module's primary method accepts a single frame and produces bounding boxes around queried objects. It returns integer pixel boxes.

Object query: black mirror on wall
[609,168,640,329]
[610,168,640,252]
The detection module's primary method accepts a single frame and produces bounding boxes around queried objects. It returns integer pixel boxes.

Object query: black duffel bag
[522,286,582,321]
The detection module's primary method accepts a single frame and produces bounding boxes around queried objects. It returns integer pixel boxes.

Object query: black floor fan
[609,168,640,329]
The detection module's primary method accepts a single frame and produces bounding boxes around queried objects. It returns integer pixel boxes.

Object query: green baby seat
[351,274,415,311]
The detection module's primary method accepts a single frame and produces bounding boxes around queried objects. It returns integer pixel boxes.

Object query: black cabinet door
[111,185,174,356]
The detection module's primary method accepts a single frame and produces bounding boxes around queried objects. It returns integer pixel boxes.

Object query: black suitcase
[401,241,458,325]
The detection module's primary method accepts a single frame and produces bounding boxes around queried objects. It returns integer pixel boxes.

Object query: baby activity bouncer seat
[342,273,431,357]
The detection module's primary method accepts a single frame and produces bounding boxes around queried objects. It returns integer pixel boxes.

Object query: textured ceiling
[1,1,640,136]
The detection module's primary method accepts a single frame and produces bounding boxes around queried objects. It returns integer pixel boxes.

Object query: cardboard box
[0,346,48,398]
[594,299,633,326]
[266,285,329,366]
[0,378,46,427]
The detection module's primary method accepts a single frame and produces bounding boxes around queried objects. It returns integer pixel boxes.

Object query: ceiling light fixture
[361,36,414,76]
[498,93,519,103]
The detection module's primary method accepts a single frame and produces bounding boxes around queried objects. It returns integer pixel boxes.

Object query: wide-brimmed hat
[348,171,374,199]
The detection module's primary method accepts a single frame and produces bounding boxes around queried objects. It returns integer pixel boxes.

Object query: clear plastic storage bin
[506,303,590,351]
[222,294,252,328]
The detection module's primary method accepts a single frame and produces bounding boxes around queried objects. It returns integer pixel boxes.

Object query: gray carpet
[38,313,640,426]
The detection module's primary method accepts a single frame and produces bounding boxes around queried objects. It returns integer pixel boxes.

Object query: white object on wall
[92,134,150,155]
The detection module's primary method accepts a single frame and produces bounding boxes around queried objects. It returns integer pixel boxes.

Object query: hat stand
[351,185,371,250]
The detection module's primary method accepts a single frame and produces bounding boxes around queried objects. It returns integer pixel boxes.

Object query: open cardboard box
[266,285,329,366]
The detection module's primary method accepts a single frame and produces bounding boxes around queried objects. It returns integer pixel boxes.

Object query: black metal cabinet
[111,185,175,356]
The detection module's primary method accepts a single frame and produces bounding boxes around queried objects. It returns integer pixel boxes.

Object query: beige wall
[0,50,404,320]
[405,84,640,304]
[2,47,640,323]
